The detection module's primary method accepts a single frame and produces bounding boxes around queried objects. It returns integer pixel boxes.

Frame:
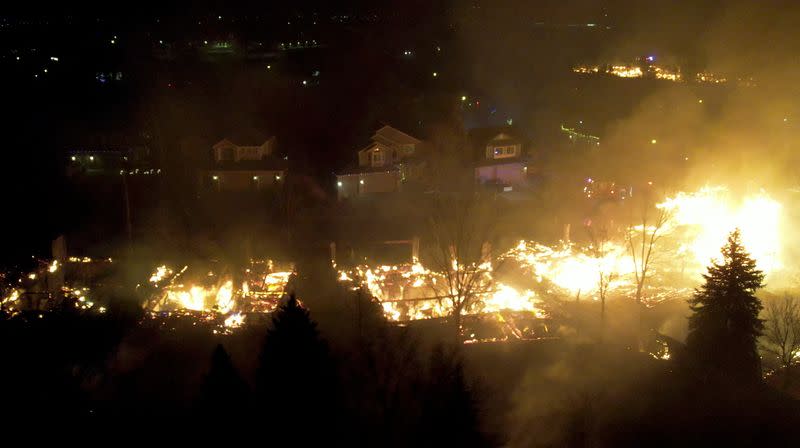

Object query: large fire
[338,185,786,326]
[144,260,293,330]
[657,186,782,275]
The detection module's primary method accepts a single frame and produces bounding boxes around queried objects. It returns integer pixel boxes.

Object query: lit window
[371,151,385,167]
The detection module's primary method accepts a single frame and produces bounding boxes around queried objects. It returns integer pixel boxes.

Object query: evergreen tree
[686,229,765,383]
[198,344,249,419]
[420,345,488,448]
[255,294,339,444]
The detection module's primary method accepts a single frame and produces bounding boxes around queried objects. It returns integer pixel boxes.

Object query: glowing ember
[224,312,245,328]
[609,65,643,78]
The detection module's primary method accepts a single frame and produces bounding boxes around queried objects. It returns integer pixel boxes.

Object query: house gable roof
[372,125,421,146]
[213,135,275,149]
[358,141,393,156]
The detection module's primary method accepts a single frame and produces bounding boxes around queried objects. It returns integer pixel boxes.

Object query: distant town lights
[651,139,657,144]
[253,176,259,180]
[70,156,76,161]
[275,175,281,180]
[212,175,219,180]
[461,95,467,101]
[337,181,343,187]
[359,180,365,185]
[432,72,438,77]
[89,156,94,161]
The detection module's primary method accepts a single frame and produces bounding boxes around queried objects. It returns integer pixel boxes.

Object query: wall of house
[475,163,527,186]
[205,170,284,192]
[337,171,401,200]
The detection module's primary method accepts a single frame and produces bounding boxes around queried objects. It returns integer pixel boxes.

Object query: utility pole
[122,172,133,251]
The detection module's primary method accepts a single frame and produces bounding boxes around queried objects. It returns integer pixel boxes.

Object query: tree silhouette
[626,193,672,348]
[341,290,426,447]
[686,229,765,383]
[426,194,498,342]
[255,294,339,443]
[420,345,488,448]
[197,344,249,420]
[761,294,800,389]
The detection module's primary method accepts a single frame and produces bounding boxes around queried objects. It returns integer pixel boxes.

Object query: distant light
[651,139,657,144]
[43,68,47,73]
[110,39,115,44]
[70,156,76,161]
[253,176,259,180]
[647,55,655,62]
[267,65,271,69]
[698,99,703,103]
[359,179,365,185]
[275,175,281,180]
[684,157,689,161]
[784,117,789,122]
[436,46,441,52]
[337,181,343,187]
[432,72,438,77]
[89,156,94,161]
[302,80,307,85]
[579,120,583,124]
[587,23,596,27]
[218,15,222,20]
[212,175,219,180]
[159,40,163,44]
[204,40,208,45]
[15,56,20,60]
[50,56,58,61]
[461,95,467,101]
[647,181,653,185]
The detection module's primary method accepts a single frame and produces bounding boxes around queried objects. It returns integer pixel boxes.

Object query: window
[371,150,385,167]
[220,147,234,161]
[490,145,518,159]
